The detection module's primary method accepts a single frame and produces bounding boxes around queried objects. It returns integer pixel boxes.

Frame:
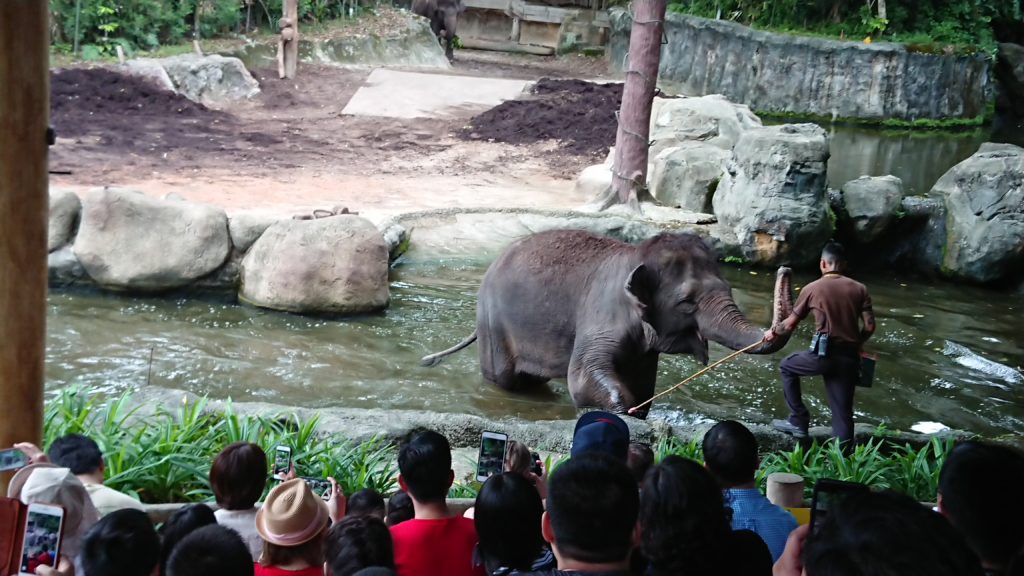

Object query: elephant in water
[421,230,796,417]
[412,0,463,61]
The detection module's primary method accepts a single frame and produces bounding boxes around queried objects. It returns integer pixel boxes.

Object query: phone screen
[0,448,29,472]
[20,507,64,575]
[476,432,508,481]
[273,447,292,479]
[302,477,332,500]
[810,479,869,535]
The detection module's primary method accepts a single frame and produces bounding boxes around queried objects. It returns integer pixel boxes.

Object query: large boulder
[650,143,730,212]
[649,94,762,156]
[158,54,260,104]
[49,188,81,252]
[839,175,904,243]
[240,216,390,315]
[932,143,1024,284]
[229,212,279,253]
[121,58,176,91]
[73,188,231,290]
[712,124,832,266]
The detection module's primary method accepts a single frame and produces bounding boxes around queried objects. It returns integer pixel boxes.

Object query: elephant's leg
[430,13,444,45]
[616,351,659,419]
[479,325,550,391]
[567,338,635,413]
[443,11,457,61]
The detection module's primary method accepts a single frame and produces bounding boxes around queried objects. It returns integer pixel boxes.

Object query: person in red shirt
[390,431,484,576]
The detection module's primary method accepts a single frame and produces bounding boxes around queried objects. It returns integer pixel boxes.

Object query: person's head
[385,491,414,527]
[47,434,104,476]
[701,420,759,487]
[475,472,545,572]
[805,489,983,576]
[504,441,532,476]
[324,514,395,576]
[626,443,654,484]
[640,456,732,575]
[938,441,1024,571]
[821,241,846,273]
[544,453,639,567]
[347,488,386,520]
[397,431,454,504]
[158,504,217,575]
[571,411,630,462]
[166,524,254,576]
[8,464,101,560]
[79,509,160,576]
[210,442,268,511]
[256,478,330,569]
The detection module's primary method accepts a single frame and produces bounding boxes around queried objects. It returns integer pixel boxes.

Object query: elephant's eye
[677,298,697,313]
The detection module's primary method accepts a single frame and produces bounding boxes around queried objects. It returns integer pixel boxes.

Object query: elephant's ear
[625,264,657,319]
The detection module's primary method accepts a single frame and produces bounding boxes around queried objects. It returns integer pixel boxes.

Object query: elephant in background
[421,230,796,417]
[412,0,463,61]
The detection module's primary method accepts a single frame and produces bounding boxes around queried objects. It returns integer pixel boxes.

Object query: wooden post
[279,0,299,79]
[0,0,50,494]
[609,0,665,208]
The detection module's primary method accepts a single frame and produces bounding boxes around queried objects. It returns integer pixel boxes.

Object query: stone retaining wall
[608,10,992,122]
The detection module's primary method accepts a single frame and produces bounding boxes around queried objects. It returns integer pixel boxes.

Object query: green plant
[722,255,748,265]
[653,436,703,463]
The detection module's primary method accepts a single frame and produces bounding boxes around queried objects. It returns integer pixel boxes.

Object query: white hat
[8,464,101,560]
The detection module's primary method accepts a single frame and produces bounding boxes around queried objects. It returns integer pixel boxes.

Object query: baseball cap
[571,411,630,462]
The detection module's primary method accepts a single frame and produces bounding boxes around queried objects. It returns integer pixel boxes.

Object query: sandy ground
[49,50,616,219]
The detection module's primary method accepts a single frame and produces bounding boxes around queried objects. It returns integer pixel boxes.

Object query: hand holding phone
[19,503,65,576]
[0,447,29,472]
[530,451,543,476]
[477,431,508,482]
[272,446,292,481]
[300,477,332,500]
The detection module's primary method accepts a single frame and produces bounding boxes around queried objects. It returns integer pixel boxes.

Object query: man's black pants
[780,349,860,443]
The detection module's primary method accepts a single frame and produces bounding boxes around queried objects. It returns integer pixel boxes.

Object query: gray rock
[379,220,411,261]
[228,212,279,253]
[649,94,762,156]
[996,43,1024,117]
[574,163,613,204]
[240,216,390,314]
[74,188,231,291]
[49,188,81,252]
[650,143,731,212]
[121,58,176,91]
[48,246,87,287]
[159,54,260,105]
[712,124,832,266]
[840,175,904,243]
[932,143,1024,283]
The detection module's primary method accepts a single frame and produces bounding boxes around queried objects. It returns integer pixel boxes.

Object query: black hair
[821,242,846,266]
[158,504,217,575]
[626,443,655,484]
[324,514,395,576]
[47,433,103,475]
[385,491,414,527]
[210,442,268,510]
[640,456,735,576]
[397,431,452,503]
[701,420,758,486]
[166,524,254,576]
[546,452,638,565]
[347,489,387,520]
[805,489,983,576]
[475,473,545,573]
[939,441,1024,569]
[79,509,160,576]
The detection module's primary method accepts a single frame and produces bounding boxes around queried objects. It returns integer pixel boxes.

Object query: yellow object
[864,36,873,44]
[786,506,812,526]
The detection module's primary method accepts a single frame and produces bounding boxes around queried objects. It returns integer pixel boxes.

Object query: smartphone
[272,446,292,481]
[476,431,509,482]
[19,503,65,576]
[809,479,869,535]
[0,448,29,472]
[530,451,543,476]
[301,477,332,500]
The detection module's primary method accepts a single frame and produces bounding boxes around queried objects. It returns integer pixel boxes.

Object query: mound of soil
[460,78,623,157]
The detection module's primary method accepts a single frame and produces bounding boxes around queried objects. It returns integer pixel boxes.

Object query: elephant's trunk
[698,267,795,354]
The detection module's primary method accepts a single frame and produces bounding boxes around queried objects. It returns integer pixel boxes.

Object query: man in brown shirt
[763,242,875,444]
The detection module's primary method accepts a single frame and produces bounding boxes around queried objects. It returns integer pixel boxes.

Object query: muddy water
[47,258,1024,436]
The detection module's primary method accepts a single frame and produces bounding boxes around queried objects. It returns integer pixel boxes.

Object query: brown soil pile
[460,78,623,158]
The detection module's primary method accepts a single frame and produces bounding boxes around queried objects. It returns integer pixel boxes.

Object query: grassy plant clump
[44,388,398,504]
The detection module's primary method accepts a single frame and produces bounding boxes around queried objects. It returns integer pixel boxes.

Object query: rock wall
[608,10,991,122]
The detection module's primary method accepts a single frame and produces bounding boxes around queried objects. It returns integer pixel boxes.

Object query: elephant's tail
[420,330,477,367]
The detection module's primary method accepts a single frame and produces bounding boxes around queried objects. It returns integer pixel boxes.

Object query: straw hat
[256,478,328,547]
[7,463,101,559]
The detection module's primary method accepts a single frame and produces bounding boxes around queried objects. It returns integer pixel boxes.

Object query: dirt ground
[49,50,617,218]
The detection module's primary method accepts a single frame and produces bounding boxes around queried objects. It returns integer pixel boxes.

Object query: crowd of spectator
[5,413,1023,576]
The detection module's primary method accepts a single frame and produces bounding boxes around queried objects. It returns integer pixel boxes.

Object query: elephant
[412,0,463,62]
[421,230,796,417]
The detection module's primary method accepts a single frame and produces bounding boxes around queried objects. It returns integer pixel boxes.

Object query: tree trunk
[877,0,887,20]
[0,0,49,495]
[608,0,666,209]
[283,0,299,79]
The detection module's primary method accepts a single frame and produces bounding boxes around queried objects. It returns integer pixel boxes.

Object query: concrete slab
[342,69,532,119]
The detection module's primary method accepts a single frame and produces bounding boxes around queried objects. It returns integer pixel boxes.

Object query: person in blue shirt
[702,420,797,562]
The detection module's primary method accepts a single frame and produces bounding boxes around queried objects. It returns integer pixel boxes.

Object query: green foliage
[44,388,398,504]
[722,255,748,265]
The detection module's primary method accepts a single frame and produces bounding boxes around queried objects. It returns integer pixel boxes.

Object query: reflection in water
[47,259,1024,436]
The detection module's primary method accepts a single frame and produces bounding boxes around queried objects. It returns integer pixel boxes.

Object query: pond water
[47,257,1024,437]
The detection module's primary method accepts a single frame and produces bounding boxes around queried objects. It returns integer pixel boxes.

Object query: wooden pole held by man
[278,0,299,79]
[0,0,50,494]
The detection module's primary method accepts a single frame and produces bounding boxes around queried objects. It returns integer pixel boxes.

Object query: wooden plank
[462,0,511,11]
[460,37,556,55]
[0,0,49,495]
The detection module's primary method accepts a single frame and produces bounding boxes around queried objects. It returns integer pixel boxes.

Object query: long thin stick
[628,339,764,415]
